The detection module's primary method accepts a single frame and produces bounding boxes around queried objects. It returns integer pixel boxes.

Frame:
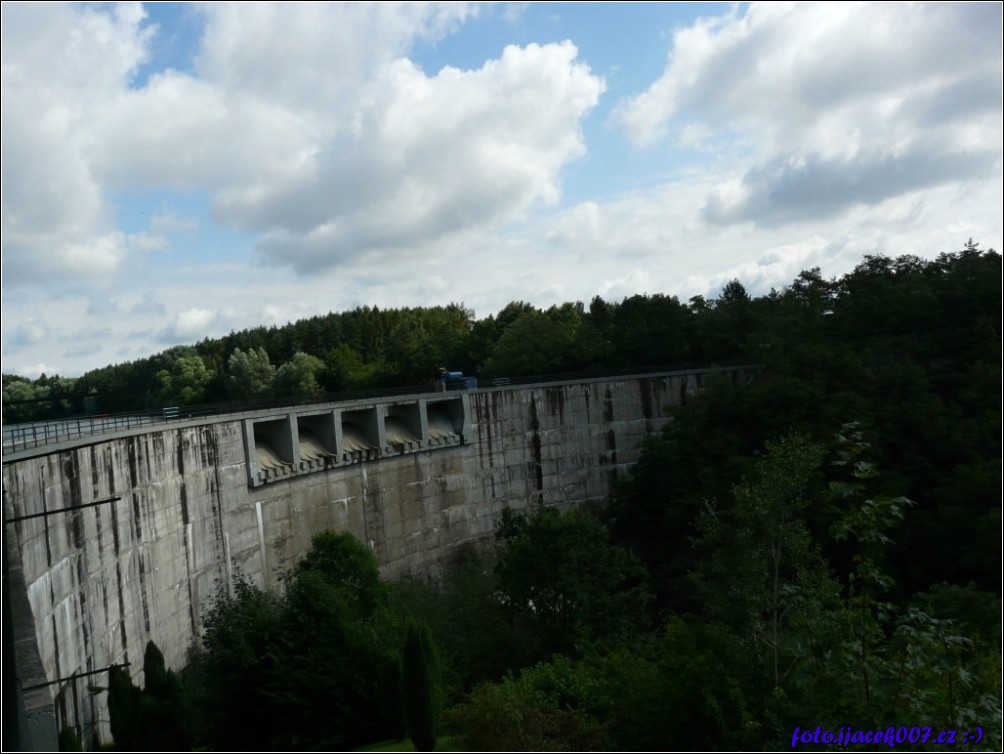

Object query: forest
[18,242,1002,751]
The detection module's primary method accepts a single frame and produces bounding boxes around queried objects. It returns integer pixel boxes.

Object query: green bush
[447,675,606,751]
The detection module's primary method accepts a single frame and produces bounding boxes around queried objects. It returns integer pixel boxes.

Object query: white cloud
[63,334,112,360]
[129,231,170,252]
[598,269,654,300]
[424,275,449,295]
[614,2,1003,226]
[700,146,998,227]
[231,42,604,272]
[160,307,219,343]
[0,3,483,287]
[196,2,476,110]
[1,2,151,97]
[10,317,50,346]
[12,363,61,380]
[88,70,315,190]
[680,236,832,299]
[546,177,714,261]
[150,210,198,235]
[129,292,167,317]
[1,2,153,285]
[2,2,602,289]
[149,304,239,347]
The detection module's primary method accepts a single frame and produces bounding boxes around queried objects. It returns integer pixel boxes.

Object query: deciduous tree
[494,507,651,661]
[226,347,275,399]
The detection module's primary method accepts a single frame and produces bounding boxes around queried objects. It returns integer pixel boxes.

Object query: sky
[2,1,1001,379]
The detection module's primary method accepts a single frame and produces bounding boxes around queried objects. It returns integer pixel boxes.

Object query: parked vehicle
[435,368,477,390]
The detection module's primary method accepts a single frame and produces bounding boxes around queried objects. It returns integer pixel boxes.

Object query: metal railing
[2,412,165,454]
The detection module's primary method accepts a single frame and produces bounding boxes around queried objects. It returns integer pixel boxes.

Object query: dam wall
[2,368,746,747]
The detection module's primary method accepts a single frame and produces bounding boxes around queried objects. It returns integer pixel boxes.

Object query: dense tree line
[3,303,481,420]
[606,243,1001,602]
[6,245,997,424]
[8,245,998,425]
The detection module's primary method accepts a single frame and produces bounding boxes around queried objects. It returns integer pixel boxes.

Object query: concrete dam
[4,367,750,748]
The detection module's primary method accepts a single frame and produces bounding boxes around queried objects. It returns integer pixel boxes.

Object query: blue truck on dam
[435,368,477,390]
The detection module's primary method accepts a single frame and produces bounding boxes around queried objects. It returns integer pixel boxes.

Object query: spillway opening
[247,397,469,486]
[426,398,463,447]
[298,428,336,467]
[341,409,379,463]
[385,403,422,454]
[253,418,295,482]
[297,413,338,470]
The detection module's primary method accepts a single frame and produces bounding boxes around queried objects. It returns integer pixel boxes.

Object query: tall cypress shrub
[57,725,83,752]
[106,642,189,750]
[141,640,190,750]
[107,665,142,749]
[401,622,441,752]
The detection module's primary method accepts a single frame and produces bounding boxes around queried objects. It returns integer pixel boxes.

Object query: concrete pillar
[243,419,260,487]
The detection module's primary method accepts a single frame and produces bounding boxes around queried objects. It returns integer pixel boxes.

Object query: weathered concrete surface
[5,524,59,752]
[2,369,741,747]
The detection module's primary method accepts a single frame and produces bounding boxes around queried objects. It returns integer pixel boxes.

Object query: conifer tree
[402,622,441,752]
